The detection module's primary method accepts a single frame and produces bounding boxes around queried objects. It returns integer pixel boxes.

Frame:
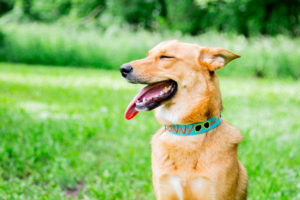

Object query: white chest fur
[169,175,183,200]
[159,175,210,200]
[155,106,181,124]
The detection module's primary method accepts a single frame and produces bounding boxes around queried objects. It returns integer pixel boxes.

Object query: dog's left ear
[199,47,240,71]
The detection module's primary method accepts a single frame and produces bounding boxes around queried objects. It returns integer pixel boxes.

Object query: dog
[120,40,248,200]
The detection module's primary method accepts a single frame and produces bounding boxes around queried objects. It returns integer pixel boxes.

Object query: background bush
[0,23,299,79]
[0,0,299,79]
[0,0,299,36]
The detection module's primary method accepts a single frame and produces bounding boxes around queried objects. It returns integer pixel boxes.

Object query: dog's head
[121,40,240,124]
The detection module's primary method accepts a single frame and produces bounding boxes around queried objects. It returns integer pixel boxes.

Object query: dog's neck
[184,73,222,123]
[155,73,222,125]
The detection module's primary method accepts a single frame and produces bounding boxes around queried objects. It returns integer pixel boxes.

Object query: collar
[164,114,221,136]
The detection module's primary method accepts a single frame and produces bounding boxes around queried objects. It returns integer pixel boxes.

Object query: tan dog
[120,40,248,200]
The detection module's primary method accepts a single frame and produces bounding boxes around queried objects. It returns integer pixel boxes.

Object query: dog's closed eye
[159,55,175,59]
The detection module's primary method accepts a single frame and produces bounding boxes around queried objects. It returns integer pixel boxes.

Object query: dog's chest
[152,131,220,199]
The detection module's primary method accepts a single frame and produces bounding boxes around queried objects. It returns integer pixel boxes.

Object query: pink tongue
[125,85,153,120]
[124,93,140,120]
[125,81,172,120]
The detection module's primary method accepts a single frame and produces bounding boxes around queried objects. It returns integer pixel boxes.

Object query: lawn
[0,63,299,200]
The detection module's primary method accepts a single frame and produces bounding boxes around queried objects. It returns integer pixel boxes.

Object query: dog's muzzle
[120,64,143,83]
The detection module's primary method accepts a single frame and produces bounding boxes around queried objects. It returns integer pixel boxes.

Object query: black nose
[120,64,133,78]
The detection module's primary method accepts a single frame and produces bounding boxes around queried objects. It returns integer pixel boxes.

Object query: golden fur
[127,40,248,200]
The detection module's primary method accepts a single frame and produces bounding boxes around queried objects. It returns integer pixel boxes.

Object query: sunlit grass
[0,66,135,89]
[0,63,299,199]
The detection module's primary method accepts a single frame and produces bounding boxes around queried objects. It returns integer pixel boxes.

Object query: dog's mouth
[125,80,177,120]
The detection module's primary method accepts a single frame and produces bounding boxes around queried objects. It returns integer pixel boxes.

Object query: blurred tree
[158,0,167,18]
[6,0,72,21]
[165,0,200,34]
[22,0,32,17]
[71,0,105,18]
[1,0,299,36]
[107,0,160,29]
[0,0,14,16]
[29,0,72,21]
[195,0,300,36]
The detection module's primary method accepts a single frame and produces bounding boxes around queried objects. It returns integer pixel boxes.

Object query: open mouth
[125,80,177,120]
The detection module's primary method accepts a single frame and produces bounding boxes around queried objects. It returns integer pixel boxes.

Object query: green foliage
[195,0,300,36]
[0,23,299,79]
[70,0,105,18]
[106,0,159,29]
[0,63,299,199]
[0,24,157,69]
[165,0,200,34]
[23,0,72,21]
[0,0,14,16]
[1,0,299,36]
[0,28,4,61]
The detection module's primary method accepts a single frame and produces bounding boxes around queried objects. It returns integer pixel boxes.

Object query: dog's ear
[199,47,240,71]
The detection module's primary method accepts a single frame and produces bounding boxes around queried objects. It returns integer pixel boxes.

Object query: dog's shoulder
[218,119,243,145]
[150,127,164,149]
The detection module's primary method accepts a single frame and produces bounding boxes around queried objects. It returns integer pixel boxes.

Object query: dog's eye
[159,55,174,59]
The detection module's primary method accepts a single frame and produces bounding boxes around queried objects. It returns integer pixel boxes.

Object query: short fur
[126,40,248,200]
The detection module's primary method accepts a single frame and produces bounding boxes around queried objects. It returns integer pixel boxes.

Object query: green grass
[0,62,299,199]
[0,23,300,79]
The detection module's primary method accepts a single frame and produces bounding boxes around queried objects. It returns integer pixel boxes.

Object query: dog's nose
[120,64,133,78]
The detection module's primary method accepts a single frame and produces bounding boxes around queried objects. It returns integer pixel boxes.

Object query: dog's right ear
[199,47,240,71]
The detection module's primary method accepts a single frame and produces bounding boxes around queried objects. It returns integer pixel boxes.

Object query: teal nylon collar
[164,114,221,136]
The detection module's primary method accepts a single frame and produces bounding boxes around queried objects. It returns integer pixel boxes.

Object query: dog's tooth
[136,100,143,105]
[155,94,159,97]
[163,87,169,93]
[160,91,164,96]
[143,97,146,103]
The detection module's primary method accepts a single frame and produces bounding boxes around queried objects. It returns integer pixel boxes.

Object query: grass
[0,62,299,199]
[0,23,300,79]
